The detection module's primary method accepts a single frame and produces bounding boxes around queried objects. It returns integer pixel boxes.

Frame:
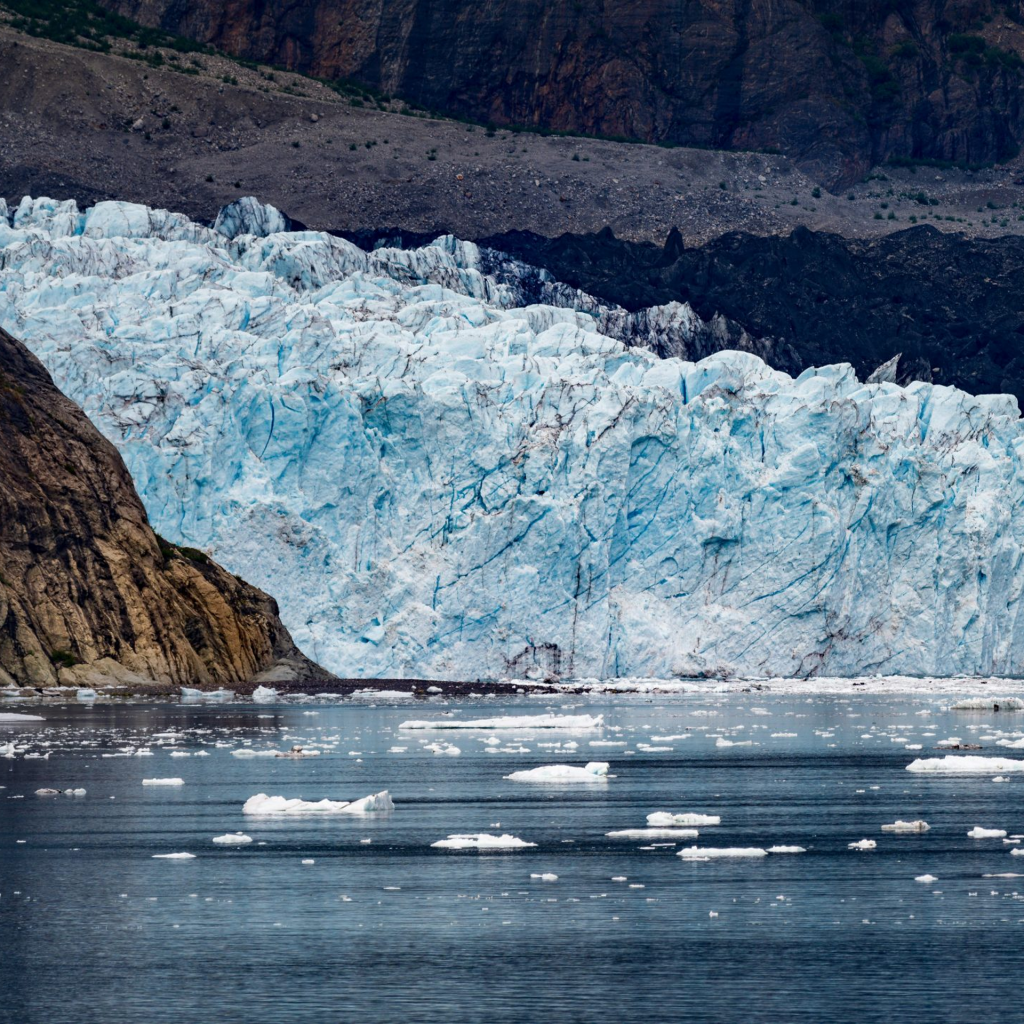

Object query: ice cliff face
[2,196,1024,680]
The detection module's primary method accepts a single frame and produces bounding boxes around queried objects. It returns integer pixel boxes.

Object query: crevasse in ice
[3,197,1024,680]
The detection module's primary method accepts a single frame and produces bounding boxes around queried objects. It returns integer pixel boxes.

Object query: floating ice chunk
[424,742,461,756]
[993,776,1011,783]
[243,790,394,815]
[426,686,443,694]
[180,688,234,701]
[968,826,1008,839]
[647,812,721,827]
[906,756,1024,773]
[76,688,97,701]
[153,852,195,859]
[950,698,1024,711]
[767,846,806,854]
[400,714,602,731]
[914,874,938,883]
[35,788,59,796]
[848,839,877,850]
[715,738,754,747]
[996,737,1024,748]
[212,833,253,845]
[881,820,930,832]
[605,828,699,839]
[142,778,184,786]
[301,858,315,865]
[530,873,558,881]
[505,762,611,782]
[251,686,279,702]
[231,748,282,758]
[677,846,767,859]
[431,833,536,851]
[1010,848,1024,856]
[0,713,44,722]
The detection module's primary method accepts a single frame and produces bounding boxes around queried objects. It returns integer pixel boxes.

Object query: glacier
[3,196,1024,680]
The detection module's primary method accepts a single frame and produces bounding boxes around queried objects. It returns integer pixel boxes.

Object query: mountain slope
[0,325,333,690]
[97,0,1024,185]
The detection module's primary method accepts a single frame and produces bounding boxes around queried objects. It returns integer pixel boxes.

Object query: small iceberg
[677,846,767,859]
[967,826,1007,839]
[153,852,195,859]
[848,839,877,850]
[505,762,611,782]
[766,845,806,854]
[530,873,559,881]
[605,828,699,839]
[180,687,234,701]
[242,790,393,815]
[914,874,938,883]
[251,685,279,702]
[0,712,44,723]
[906,755,1024,773]
[647,812,721,827]
[400,714,603,731]
[142,778,185,786]
[76,688,97,701]
[881,820,930,832]
[431,833,536,851]
[212,833,253,845]
[950,698,1024,711]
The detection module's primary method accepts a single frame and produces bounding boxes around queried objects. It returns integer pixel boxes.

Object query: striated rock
[101,0,1024,185]
[0,326,334,690]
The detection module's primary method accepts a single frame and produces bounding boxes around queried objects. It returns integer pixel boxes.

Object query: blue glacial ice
[2,196,1024,681]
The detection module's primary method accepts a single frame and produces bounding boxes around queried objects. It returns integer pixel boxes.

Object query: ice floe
[212,833,253,845]
[142,778,185,786]
[881,820,930,832]
[647,812,721,827]
[505,762,611,782]
[242,790,394,815]
[431,833,536,851]
[677,846,767,859]
[400,714,603,731]
[906,755,1024,773]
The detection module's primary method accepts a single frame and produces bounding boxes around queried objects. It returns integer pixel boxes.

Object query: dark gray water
[2,693,1022,1024]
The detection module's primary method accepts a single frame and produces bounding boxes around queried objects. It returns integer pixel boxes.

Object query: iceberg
[505,761,611,782]
[906,756,1024,773]
[647,812,721,826]
[950,698,1024,711]
[399,714,603,730]
[10,197,1024,679]
[242,790,394,814]
[677,846,768,859]
[605,828,699,839]
[766,845,806,854]
[967,826,1007,839]
[152,852,196,859]
[142,778,185,786]
[212,833,253,844]
[0,713,44,722]
[430,833,536,851]
[251,686,279,702]
[181,688,234,701]
[848,839,877,850]
[881,820,930,832]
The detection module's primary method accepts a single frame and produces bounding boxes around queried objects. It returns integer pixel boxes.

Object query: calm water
[1,693,1022,1024]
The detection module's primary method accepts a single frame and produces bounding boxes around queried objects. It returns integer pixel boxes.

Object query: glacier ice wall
[2,197,1024,680]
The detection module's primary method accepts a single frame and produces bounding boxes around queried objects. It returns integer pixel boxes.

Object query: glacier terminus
[2,196,1022,681]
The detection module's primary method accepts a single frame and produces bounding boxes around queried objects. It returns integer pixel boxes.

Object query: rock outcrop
[0,326,334,690]
[100,0,1024,185]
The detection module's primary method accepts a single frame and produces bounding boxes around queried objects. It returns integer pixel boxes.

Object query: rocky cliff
[0,326,334,691]
[471,223,1024,402]
[98,0,1024,184]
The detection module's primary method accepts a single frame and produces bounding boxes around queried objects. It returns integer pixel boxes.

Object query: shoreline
[5,674,1024,703]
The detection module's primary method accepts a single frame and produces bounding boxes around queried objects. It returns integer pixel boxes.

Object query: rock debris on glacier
[5,196,1024,679]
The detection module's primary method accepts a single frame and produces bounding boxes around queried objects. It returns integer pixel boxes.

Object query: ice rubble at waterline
[7,196,1024,680]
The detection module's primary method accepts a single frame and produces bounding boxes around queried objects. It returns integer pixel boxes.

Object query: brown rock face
[101,0,1024,185]
[0,327,334,690]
